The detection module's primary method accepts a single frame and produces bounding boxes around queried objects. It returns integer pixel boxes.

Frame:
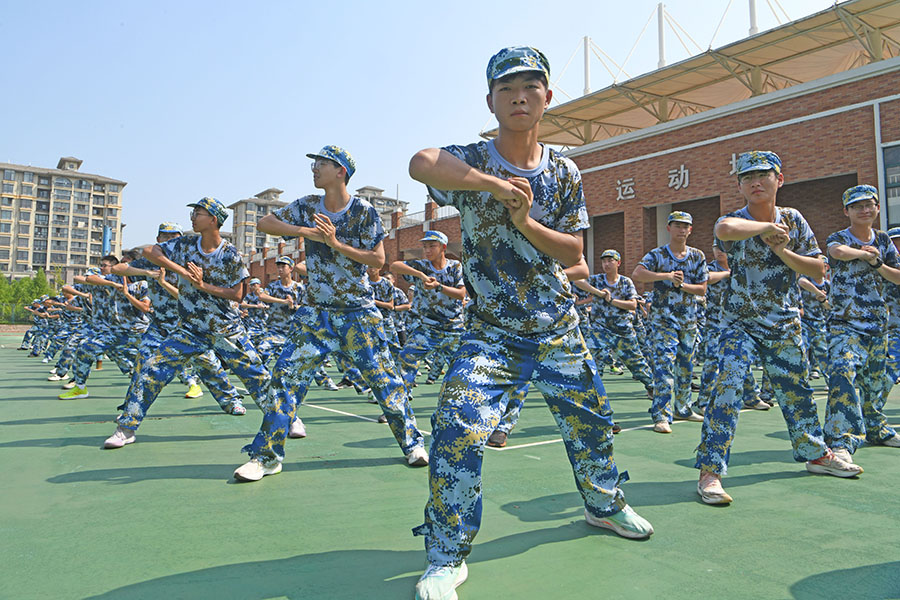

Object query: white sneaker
[103,427,136,449]
[415,561,468,600]
[653,421,672,434]
[881,434,900,447]
[41,357,49,363]
[323,379,339,391]
[49,367,57,375]
[233,458,282,482]
[832,447,853,463]
[62,379,77,390]
[584,505,654,539]
[47,374,64,381]
[674,411,704,422]
[406,446,429,467]
[806,449,863,477]
[288,418,307,439]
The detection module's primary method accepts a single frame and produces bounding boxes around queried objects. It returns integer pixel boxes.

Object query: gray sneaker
[806,450,863,477]
[584,505,654,539]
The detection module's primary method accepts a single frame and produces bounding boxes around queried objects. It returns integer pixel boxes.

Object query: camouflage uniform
[242,194,424,464]
[413,140,628,568]
[823,228,898,452]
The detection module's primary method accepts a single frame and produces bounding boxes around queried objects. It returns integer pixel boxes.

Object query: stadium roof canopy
[482,0,900,146]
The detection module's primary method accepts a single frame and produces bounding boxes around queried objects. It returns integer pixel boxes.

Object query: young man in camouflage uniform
[409,46,652,600]
[695,151,861,505]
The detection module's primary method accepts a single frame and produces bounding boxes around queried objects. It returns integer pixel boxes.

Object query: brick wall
[591,213,624,268]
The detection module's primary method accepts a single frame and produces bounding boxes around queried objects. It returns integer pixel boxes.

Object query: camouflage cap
[275,255,295,267]
[158,222,183,234]
[187,197,229,226]
[600,249,621,261]
[888,227,900,239]
[85,267,101,276]
[248,277,261,285]
[307,145,356,179]
[736,151,782,177]
[420,230,449,245]
[667,211,693,225]
[486,46,550,88]
[841,184,878,207]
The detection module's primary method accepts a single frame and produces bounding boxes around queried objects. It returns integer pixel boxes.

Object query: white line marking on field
[304,403,433,436]
[524,455,542,461]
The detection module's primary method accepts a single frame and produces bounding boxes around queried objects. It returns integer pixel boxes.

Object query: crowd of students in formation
[14,46,900,600]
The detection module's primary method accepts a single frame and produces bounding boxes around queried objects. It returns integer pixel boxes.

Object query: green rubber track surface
[1,333,898,599]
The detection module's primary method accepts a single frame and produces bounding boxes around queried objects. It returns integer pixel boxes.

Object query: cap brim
[491,65,547,83]
[737,164,777,175]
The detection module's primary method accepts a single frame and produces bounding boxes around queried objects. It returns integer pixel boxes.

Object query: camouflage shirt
[401,259,464,330]
[426,140,587,335]
[638,245,708,328]
[586,273,638,336]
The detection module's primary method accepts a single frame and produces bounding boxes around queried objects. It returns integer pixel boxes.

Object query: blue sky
[0,0,836,248]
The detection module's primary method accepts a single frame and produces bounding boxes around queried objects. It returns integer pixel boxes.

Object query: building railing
[399,210,425,228]
[432,205,459,221]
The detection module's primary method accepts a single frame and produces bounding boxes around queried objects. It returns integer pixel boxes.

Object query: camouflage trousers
[116,324,244,426]
[54,327,90,376]
[43,323,75,360]
[243,307,424,464]
[413,319,626,567]
[648,322,697,422]
[116,327,269,431]
[824,325,896,452]
[885,330,900,384]
[493,382,531,435]
[585,324,653,390]
[801,318,829,378]
[696,325,758,411]
[695,325,828,475]
[398,324,462,388]
[71,325,144,386]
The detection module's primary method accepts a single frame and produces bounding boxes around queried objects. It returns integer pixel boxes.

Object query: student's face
[190,207,216,233]
[843,199,879,227]
[487,74,552,132]
[667,221,692,241]
[249,282,260,293]
[422,240,444,262]
[600,257,619,275]
[738,169,783,205]
[157,232,181,244]
[276,263,292,278]
[713,248,728,268]
[367,266,381,279]
[99,261,114,274]
[311,159,344,189]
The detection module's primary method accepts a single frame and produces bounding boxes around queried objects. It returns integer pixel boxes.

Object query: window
[3,169,15,180]
[16,250,28,261]
[92,219,103,230]
[0,249,8,259]
[91,243,102,254]
[74,204,88,215]
[74,191,89,201]
[51,228,68,238]
[37,189,50,199]
[0,210,11,220]
[91,231,102,242]
[72,229,87,240]
[18,224,29,235]
[0,223,9,233]
[20,185,33,196]
[92,195,105,205]
[92,207,104,217]
[94,184,105,192]
[50,253,66,264]
[0,236,9,246]
[36,202,49,212]
[106,208,117,217]
[54,190,71,200]
[33,252,47,265]
[34,226,48,238]
[19,212,30,222]
[109,184,119,192]
[109,230,116,241]
[33,240,47,251]
[2,183,13,194]
[71,241,87,252]
[16,236,28,247]
[35,214,48,225]
[38,177,50,186]
[53,202,69,212]
[76,180,91,190]
[51,240,68,251]
[54,177,72,188]
[71,254,86,265]
[14,263,28,272]
[18,199,31,209]
[23,172,34,183]
[886,146,900,228]
[1,197,11,206]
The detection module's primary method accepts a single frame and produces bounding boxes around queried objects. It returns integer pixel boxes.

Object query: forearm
[563,257,589,281]
[439,285,467,301]
[124,294,152,314]
[680,282,707,296]
[610,298,637,310]
[409,148,502,193]
[631,265,669,284]
[257,292,291,305]
[257,215,323,243]
[374,299,394,311]
[390,261,426,281]
[112,263,158,278]
[158,278,179,298]
[85,275,119,288]
[144,246,189,278]
[776,249,826,279]
[572,279,605,298]
[707,270,730,284]
[331,240,384,268]
[515,218,582,267]
[876,264,900,285]
[194,281,243,302]
[714,218,774,241]
[827,244,868,262]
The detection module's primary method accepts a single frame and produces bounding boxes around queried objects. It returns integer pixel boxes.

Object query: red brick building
[385,0,900,290]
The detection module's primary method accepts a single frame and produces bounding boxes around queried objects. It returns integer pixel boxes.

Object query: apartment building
[0,156,124,282]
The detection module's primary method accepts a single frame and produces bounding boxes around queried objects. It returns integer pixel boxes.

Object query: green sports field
[1,333,898,600]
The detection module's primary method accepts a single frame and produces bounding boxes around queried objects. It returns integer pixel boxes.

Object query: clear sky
[0,0,836,248]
